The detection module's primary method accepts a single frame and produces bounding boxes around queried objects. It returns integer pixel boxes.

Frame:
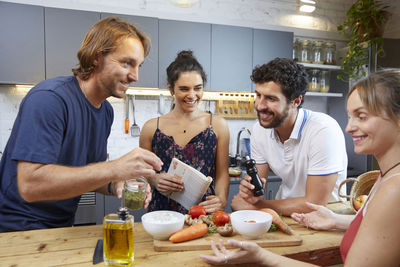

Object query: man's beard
[257,106,289,129]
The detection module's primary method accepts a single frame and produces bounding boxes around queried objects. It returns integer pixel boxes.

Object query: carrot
[259,208,293,235]
[169,223,208,243]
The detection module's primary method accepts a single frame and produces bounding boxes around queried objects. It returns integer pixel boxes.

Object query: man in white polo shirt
[231,58,347,216]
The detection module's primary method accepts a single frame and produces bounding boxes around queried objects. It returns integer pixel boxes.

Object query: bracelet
[107,182,113,195]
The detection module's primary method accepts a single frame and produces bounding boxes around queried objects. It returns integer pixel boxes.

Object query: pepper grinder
[244,155,265,197]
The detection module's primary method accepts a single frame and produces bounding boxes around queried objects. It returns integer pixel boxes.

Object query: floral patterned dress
[147,114,217,214]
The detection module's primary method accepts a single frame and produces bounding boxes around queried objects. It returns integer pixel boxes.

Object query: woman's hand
[112,181,124,198]
[153,173,184,193]
[237,175,266,204]
[144,183,152,209]
[199,195,225,213]
[291,202,337,230]
[199,239,265,265]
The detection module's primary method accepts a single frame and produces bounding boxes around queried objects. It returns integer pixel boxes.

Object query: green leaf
[336,0,390,80]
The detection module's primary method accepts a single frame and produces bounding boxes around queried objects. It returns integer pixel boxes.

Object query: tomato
[212,211,230,226]
[189,205,206,219]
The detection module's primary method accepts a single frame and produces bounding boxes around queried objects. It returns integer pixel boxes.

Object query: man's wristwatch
[107,182,113,195]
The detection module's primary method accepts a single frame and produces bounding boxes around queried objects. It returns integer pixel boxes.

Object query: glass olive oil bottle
[103,208,134,266]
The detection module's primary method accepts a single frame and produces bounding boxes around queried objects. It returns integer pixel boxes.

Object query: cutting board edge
[153,234,303,252]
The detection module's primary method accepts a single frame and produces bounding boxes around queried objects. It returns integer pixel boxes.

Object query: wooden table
[0,202,353,267]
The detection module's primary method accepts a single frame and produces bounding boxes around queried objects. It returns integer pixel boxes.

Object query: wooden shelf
[298,62,341,70]
[305,92,343,97]
[127,87,343,99]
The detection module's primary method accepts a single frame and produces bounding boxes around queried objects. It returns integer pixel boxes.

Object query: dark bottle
[244,155,265,197]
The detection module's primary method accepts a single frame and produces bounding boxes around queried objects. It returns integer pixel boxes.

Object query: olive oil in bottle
[103,207,134,266]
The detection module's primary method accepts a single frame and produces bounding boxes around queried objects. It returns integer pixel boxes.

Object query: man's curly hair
[251,58,308,108]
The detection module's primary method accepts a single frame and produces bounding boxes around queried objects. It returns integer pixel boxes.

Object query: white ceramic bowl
[141,210,185,240]
[230,210,272,239]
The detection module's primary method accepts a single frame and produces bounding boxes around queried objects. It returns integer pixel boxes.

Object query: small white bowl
[141,210,185,240]
[230,210,272,239]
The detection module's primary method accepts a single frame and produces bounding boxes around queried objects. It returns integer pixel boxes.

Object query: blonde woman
[200,69,400,266]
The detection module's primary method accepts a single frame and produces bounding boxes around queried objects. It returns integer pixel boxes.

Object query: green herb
[208,224,217,234]
[124,190,145,211]
[268,223,278,232]
[336,0,391,80]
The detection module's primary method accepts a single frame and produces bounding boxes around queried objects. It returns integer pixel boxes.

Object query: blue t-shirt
[0,76,113,232]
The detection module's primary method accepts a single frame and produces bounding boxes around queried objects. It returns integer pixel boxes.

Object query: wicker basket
[338,170,380,212]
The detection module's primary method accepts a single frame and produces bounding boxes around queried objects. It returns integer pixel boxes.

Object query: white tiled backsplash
[0,85,326,160]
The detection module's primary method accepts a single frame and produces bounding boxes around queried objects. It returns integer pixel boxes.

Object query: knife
[125,96,130,134]
[93,239,103,265]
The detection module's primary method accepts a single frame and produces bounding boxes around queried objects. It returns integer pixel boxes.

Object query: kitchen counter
[0,202,352,266]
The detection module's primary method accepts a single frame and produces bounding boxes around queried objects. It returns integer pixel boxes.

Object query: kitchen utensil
[244,156,265,197]
[130,95,140,137]
[141,210,184,240]
[124,97,129,134]
[92,239,103,264]
[230,210,272,239]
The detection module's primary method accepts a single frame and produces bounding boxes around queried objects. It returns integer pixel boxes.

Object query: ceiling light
[169,0,199,8]
[299,4,316,12]
[300,0,316,4]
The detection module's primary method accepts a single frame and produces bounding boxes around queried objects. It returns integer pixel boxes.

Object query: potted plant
[337,0,391,80]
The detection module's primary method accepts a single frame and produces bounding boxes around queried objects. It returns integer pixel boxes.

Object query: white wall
[0,85,327,160]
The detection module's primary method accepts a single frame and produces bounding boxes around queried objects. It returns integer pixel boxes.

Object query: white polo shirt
[251,108,347,202]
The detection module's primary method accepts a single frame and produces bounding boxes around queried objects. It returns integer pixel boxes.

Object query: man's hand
[230,195,258,211]
[111,147,163,181]
[237,175,266,204]
[112,181,124,198]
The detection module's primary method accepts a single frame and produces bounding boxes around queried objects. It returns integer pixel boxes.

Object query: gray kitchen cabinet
[225,180,240,213]
[265,177,282,200]
[45,8,100,79]
[378,38,400,68]
[158,19,211,90]
[101,13,159,88]
[252,29,293,91]
[211,25,253,92]
[0,2,45,84]
[103,194,147,222]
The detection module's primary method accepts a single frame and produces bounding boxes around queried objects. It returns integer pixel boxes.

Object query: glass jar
[123,177,148,211]
[312,40,325,64]
[320,70,330,92]
[103,207,134,266]
[324,41,336,65]
[308,69,320,92]
[299,39,312,63]
[293,37,300,61]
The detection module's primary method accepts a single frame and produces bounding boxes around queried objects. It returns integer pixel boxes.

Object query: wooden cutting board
[153,230,302,252]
